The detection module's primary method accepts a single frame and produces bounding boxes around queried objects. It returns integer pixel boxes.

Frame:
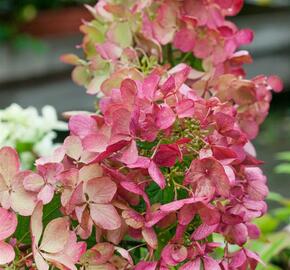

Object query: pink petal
[222,213,243,225]
[171,246,187,262]
[0,174,7,192]
[154,144,181,167]
[86,177,117,204]
[0,194,9,208]
[111,108,131,137]
[115,247,134,265]
[0,147,20,185]
[229,223,248,246]
[68,115,97,139]
[135,261,158,270]
[90,203,121,230]
[161,200,186,212]
[40,217,69,253]
[176,99,195,118]
[79,163,103,182]
[63,232,86,263]
[127,156,151,169]
[229,250,246,268]
[38,184,55,205]
[120,78,137,104]
[180,258,201,270]
[33,249,49,270]
[10,173,37,216]
[142,74,160,101]
[211,146,237,163]
[37,164,63,186]
[244,248,264,265]
[199,205,221,225]
[156,104,176,130]
[64,136,83,160]
[35,146,65,166]
[0,208,17,240]
[191,223,218,240]
[247,180,268,201]
[83,133,109,153]
[268,75,283,93]
[148,161,166,189]
[161,197,203,212]
[178,204,196,225]
[120,140,139,165]
[65,182,84,214]
[142,227,158,249]
[23,173,44,192]
[145,210,169,227]
[90,242,114,264]
[31,202,44,245]
[203,256,221,270]
[162,244,187,266]
[173,28,195,52]
[0,241,15,265]
[92,140,130,163]
[235,29,254,45]
[120,181,151,209]
[43,253,77,270]
[168,64,191,88]
[247,223,260,239]
[96,41,122,60]
[106,220,127,245]
[122,209,144,229]
[160,75,175,95]
[186,158,230,197]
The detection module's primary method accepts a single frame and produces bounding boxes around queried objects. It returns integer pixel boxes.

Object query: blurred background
[0,0,290,270]
[0,0,289,190]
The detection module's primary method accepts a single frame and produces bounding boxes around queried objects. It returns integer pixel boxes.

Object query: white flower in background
[0,104,67,169]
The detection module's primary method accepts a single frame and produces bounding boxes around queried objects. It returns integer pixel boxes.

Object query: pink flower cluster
[0,0,284,269]
[62,0,284,96]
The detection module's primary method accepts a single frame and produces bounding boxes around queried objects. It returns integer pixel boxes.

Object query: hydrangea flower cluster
[0,104,66,169]
[0,0,283,269]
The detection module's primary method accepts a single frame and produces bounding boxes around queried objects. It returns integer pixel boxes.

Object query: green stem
[14,252,33,267]
[167,44,174,66]
[180,52,191,63]
[128,242,147,252]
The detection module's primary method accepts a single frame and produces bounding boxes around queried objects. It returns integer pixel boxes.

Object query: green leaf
[14,215,31,244]
[146,182,162,205]
[275,163,290,174]
[137,140,158,151]
[276,152,290,161]
[254,215,279,234]
[267,192,287,204]
[265,264,283,270]
[15,195,62,245]
[250,232,290,270]
[267,192,290,207]
[155,227,173,260]
[42,195,62,226]
[16,141,34,153]
[162,185,174,204]
[272,207,290,222]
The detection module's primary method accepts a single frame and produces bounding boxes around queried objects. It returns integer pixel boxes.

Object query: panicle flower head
[0,0,284,269]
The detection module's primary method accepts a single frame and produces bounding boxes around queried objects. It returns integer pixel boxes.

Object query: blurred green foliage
[275,152,290,174]
[248,153,290,269]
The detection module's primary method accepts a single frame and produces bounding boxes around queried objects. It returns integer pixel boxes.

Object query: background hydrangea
[0,104,66,169]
